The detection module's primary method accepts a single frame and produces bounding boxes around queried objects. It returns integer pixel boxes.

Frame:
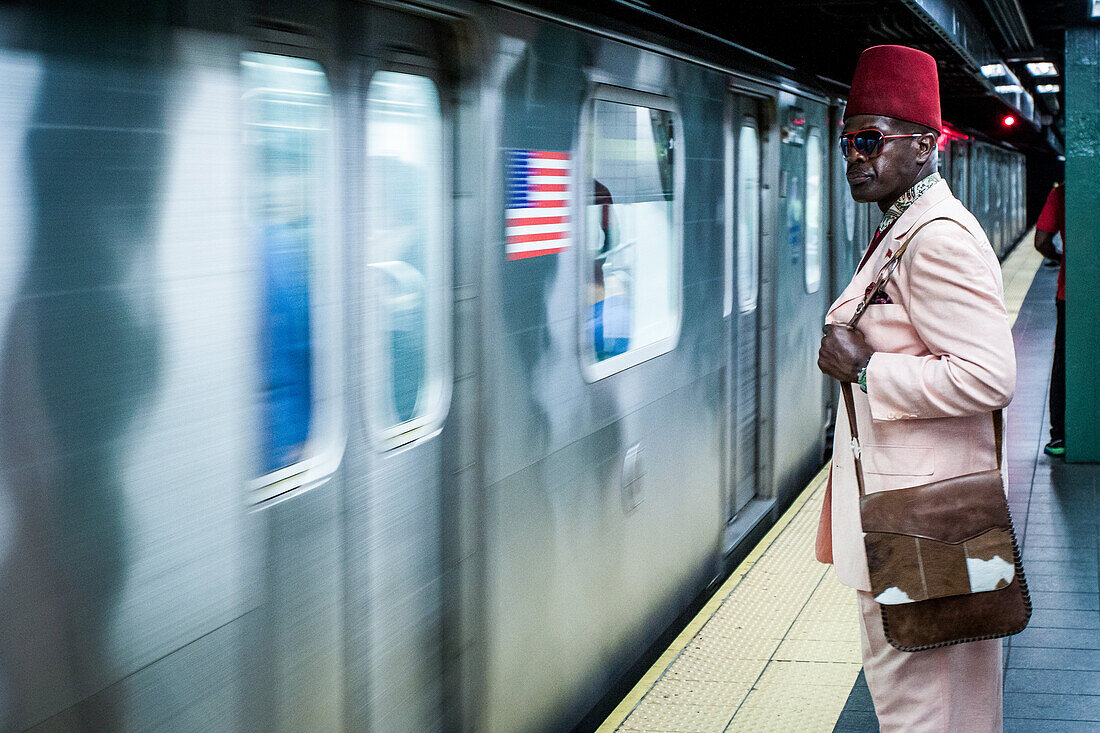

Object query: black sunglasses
[839,128,923,159]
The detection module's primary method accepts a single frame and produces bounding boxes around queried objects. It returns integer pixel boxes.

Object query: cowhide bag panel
[860,468,1032,651]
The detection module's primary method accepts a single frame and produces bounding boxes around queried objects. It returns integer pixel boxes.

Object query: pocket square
[864,281,894,304]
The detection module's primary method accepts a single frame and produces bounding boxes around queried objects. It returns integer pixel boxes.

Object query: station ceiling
[700,0,1065,151]
[552,0,1067,155]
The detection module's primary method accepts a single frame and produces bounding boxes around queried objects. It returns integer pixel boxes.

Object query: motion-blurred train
[0,1,1026,731]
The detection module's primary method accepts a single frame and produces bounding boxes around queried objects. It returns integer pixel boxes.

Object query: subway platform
[598,237,1100,732]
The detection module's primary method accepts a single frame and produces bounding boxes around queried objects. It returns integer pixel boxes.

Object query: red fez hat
[845,45,941,132]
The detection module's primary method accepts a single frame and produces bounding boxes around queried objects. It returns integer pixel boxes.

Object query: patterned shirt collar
[877,171,943,233]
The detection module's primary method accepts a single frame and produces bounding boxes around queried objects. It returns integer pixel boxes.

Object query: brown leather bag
[839,217,1031,652]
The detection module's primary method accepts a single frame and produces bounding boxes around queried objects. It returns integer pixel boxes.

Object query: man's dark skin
[817,113,940,384]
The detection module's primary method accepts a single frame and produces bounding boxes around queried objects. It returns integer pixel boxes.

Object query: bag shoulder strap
[839,215,1001,499]
[848,216,969,329]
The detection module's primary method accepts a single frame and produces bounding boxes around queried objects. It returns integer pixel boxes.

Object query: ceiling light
[1036,84,1061,93]
[1026,62,1058,77]
[981,64,1007,78]
[995,84,1023,94]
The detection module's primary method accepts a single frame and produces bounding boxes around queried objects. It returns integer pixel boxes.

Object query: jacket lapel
[827,260,877,318]
[827,179,955,319]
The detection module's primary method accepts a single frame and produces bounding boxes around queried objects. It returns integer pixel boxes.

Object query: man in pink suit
[817,45,1016,732]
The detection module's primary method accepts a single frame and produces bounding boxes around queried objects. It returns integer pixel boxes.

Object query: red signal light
[1002,115,1016,127]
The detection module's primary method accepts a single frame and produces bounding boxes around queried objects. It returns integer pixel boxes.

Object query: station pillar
[1064,26,1100,462]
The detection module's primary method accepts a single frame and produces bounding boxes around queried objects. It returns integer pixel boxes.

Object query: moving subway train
[0,2,1028,731]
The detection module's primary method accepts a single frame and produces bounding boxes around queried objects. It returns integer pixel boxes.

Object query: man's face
[842,114,930,205]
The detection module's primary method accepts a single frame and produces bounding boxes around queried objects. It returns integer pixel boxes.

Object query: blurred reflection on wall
[0,12,166,730]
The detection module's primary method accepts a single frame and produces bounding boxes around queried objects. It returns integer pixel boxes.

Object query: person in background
[259,174,313,473]
[1034,182,1065,456]
[591,179,630,359]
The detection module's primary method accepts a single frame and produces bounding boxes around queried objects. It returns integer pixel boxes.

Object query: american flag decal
[505,149,570,260]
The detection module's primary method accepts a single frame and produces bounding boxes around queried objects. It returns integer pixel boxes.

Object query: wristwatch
[856,365,869,393]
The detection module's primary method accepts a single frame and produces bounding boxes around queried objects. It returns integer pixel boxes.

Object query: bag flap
[859,469,1011,543]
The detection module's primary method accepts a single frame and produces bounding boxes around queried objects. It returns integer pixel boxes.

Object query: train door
[829,102,865,304]
[1017,157,1025,237]
[990,150,998,252]
[950,139,969,208]
[977,146,990,243]
[345,7,458,731]
[939,137,953,194]
[242,12,350,730]
[770,94,830,499]
[828,101,866,446]
[724,92,765,521]
[993,151,1004,256]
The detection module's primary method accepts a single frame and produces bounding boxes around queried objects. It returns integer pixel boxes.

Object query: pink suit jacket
[818,179,1016,591]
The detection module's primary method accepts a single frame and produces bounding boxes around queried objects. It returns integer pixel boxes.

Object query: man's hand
[818,324,874,383]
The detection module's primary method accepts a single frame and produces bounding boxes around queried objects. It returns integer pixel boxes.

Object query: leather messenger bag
[840,217,1031,652]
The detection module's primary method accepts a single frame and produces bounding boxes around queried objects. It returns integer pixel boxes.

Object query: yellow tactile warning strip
[598,468,860,733]
[1002,227,1044,325]
[598,232,1042,733]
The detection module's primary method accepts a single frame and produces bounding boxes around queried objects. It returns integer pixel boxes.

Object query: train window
[804,128,823,293]
[583,87,681,378]
[985,148,994,211]
[365,70,449,444]
[736,119,760,312]
[243,51,340,491]
[805,128,822,290]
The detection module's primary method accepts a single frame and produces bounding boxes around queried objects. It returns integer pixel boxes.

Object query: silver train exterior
[0,2,1029,731]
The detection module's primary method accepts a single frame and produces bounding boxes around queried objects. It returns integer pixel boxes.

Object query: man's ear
[915,133,938,164]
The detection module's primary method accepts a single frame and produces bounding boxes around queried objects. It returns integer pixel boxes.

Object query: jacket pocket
[863,444,935,477]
